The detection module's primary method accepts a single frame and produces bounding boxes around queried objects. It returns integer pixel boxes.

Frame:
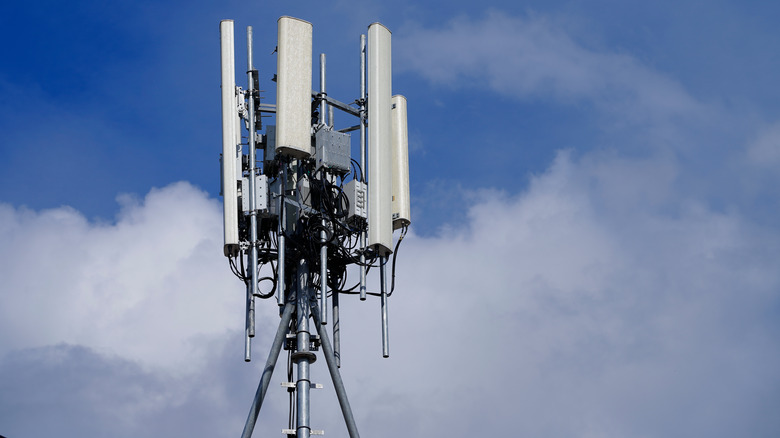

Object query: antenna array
[219,16,410,438]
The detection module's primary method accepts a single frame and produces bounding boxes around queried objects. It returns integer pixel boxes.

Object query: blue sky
[2,1,780,437]
[2,0,780,231]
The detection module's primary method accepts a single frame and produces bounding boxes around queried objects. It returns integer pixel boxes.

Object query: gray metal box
[241,174,269,214]
[315,129,351,173]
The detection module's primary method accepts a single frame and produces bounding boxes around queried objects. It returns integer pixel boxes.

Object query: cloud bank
[0,182,244,370]
[2,153,778,437]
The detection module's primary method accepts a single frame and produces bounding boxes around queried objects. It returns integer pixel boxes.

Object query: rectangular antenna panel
[367,22,393,254]
[275,17,313,159]
[391,95,411,229]
[220,19,240,257]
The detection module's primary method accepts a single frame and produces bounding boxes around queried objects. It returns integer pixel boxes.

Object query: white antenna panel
[276,16,313,159]
[367,22,393,255]
[391,95,410,229]
[220,19,240,257]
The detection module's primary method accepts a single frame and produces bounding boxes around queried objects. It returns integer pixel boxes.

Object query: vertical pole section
[295,260,312,438]
[380,255,389,358]
[245,25,259,362]
[359,34,367,301]
[319,53,327,127]
[311,299,360,438]
[319,54,328,326]
[320,228,328,325]
[277,164,288,306]
[241,299,296,438]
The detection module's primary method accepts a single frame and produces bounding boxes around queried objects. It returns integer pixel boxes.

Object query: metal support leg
[241,299,296,438]
[332,289,340,368]
[311,299,360,438]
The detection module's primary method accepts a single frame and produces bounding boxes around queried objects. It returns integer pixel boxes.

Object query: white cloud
[747,121,780,166]
[396,10,704,121]
[1,153,778,436]
[396,8,780,230]
[0,182,255,372]
[337,150,780,438]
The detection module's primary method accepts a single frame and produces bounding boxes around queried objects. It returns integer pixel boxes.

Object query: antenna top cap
[368,22,392,34]
[278,16,312,26]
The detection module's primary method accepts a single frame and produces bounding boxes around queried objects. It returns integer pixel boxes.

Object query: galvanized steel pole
[319,53,328,326]
[277,164,287,306]
[320,53,327,126]
[359,34,367,301]
[245,25,258,361]
[295,260,313,438]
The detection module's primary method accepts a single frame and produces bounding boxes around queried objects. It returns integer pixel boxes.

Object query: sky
[1,0,780,437]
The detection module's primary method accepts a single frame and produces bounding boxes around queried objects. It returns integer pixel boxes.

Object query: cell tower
[219,16,410,438]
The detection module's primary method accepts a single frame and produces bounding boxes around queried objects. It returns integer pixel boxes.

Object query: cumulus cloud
[340,151,780,438]
[0,183,287,436]
[0,182,253,371]
[396,8,780,227]
[395,10,704,120]
[0,341,289,437]
[1,156,779,437]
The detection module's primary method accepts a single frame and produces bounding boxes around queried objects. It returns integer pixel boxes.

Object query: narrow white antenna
[391,94,411,229]
[366,22,393,255]
[220,19,240,257]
